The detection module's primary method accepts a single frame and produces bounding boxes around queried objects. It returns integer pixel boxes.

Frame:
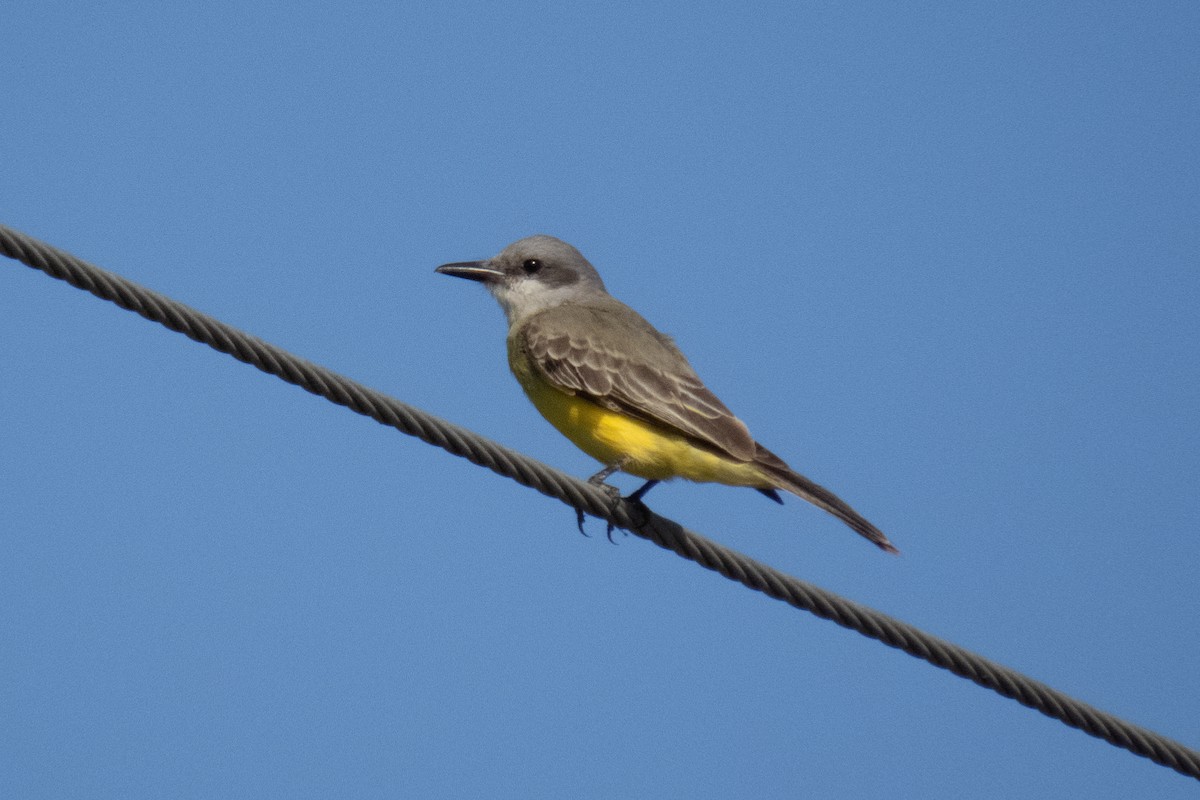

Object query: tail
[754,445,899,555]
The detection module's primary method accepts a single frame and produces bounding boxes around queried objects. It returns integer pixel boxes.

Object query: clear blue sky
[3,3,1198,798]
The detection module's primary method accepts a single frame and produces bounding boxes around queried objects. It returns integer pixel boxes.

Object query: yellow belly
[509,346,769,488]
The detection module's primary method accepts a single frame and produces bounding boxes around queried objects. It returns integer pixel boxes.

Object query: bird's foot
[574,480,620,537]
[608,480,657,539]
[576,461,637,541]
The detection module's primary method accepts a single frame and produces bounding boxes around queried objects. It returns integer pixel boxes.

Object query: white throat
[489,279,594,325]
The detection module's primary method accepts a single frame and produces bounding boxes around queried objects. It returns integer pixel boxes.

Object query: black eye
[522,259,542,274]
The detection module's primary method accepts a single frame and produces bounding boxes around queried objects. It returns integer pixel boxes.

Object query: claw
[578,459,642,542]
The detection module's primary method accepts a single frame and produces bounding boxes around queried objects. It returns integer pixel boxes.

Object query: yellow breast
[507,338,768,488]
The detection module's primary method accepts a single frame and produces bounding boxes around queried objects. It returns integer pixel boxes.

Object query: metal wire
[2,222,1197,782]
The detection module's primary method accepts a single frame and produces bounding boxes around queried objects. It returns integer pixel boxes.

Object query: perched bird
[437,235,896,553]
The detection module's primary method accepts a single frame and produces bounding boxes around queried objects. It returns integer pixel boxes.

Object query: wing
[519,302,758,461]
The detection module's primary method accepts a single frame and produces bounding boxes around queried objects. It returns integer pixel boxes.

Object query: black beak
[435,261,504,282]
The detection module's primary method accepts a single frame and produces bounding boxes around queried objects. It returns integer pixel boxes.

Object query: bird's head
[436,235,607,323]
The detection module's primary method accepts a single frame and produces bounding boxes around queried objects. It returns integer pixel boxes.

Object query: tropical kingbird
[436,235,897,553]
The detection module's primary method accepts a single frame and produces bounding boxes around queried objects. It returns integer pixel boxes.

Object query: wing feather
[519,302,757,461]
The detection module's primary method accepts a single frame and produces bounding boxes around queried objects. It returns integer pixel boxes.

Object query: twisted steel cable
[2,222,1197,782]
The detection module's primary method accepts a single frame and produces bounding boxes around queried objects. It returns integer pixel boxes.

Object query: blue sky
[3,2,1198,797]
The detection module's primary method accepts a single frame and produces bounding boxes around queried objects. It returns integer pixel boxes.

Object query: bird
[436,235,897,553]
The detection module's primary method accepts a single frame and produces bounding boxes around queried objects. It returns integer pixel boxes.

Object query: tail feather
[754,446,898,554]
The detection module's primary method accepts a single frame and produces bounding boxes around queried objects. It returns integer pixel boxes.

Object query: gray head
[436,235,609,323]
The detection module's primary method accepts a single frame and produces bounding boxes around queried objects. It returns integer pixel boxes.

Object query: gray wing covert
[520,304,758,461]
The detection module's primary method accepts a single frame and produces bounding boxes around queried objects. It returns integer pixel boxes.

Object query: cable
[3,222,1198,782]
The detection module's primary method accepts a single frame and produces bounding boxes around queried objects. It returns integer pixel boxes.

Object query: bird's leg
[626,479,659,503]
[576,458,629,537]
[586,461,626,492]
